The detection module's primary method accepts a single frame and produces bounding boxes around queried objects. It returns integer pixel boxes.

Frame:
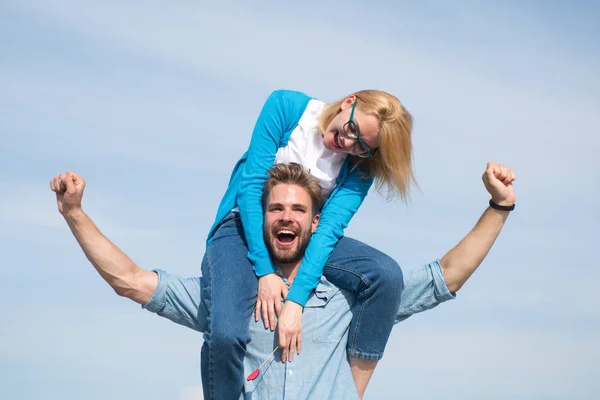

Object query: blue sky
[1,1,598,399]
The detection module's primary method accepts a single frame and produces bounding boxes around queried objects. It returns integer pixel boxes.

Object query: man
[49,161,516,399]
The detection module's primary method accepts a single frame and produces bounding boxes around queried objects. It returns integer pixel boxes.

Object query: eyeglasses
[342,101,376,159]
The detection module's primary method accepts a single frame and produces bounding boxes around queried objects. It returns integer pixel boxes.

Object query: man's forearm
[440,207,509,293]
[63,209,157,304]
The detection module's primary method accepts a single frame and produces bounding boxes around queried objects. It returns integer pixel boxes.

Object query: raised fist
[482,162,516,206]
[49,171,86,216]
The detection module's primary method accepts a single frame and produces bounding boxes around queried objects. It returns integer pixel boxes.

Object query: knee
[209,329,250,350]
[208,321,250,348]
[371,254,404,293]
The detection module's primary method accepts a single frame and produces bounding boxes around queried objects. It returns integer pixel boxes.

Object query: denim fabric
[396,259,456,322]
[143,260,455,399]
[323,237,404,360]
[191,210,410,396]
[199,212,258,400]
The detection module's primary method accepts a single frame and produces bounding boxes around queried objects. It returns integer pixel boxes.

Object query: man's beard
[264,226,312,265]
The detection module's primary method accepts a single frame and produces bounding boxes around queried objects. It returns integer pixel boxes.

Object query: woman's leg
[322,236,404,398]
[200,213,257,399]
[349,359,379,399]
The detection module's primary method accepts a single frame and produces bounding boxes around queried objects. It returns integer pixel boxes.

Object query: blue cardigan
[207,90,374,306]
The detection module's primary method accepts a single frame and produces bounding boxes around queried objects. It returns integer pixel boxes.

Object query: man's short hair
[263,162,324,215]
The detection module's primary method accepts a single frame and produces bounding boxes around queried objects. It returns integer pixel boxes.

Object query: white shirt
[274,99,347,198]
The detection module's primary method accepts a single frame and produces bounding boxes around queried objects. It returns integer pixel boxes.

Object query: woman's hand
[277,301,303,362]
[255,273,288,330]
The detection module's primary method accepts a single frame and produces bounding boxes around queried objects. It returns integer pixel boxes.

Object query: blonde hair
[263,162,325,215]
[318,90,416,201]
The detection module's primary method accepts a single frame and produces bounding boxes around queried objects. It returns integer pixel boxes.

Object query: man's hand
[49,171,86,217]
[255,274,288,331]
[439,161,516,294]
[277,301,303,362]
[49,171,158,304]
[482,162,516,206]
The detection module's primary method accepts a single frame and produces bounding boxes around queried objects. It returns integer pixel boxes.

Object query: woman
[201,89,415,399]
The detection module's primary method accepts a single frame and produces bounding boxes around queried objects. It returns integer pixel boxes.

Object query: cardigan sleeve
[237,90,311,276]
[286,163,373,306]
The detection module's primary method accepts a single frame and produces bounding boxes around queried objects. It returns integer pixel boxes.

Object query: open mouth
[275,229,298,247]
[330,132,344,150]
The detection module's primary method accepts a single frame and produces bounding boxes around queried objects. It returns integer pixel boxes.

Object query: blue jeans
[323,237,404,360]
[200,212,257,400]
[201,212,404,398]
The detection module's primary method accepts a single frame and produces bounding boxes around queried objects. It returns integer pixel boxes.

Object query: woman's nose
[341,136,355,152]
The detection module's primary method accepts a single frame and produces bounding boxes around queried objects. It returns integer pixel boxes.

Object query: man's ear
[311,213,320,233]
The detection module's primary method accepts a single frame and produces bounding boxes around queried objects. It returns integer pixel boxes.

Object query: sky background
[1,0,599,399]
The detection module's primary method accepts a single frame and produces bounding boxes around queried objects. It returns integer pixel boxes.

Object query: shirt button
[288,369,294,375]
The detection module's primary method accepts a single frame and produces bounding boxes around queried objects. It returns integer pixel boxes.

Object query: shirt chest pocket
[303,282,354,343]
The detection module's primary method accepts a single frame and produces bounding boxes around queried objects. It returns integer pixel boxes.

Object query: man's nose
[281,208,293,221]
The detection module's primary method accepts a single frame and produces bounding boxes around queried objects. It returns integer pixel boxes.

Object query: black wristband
[489,199,515,211]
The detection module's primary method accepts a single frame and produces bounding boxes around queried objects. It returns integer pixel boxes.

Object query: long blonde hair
[318,90,416,201]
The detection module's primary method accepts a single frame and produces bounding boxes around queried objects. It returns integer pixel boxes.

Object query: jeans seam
[350,284,378,358]
[206,246,216,400]
[347,348,382,360]
[325,263,375,358]
[350,289,366,352]
[324,262,373,287]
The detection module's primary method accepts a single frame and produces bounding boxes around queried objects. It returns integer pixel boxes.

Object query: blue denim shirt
[143,260,455,399]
